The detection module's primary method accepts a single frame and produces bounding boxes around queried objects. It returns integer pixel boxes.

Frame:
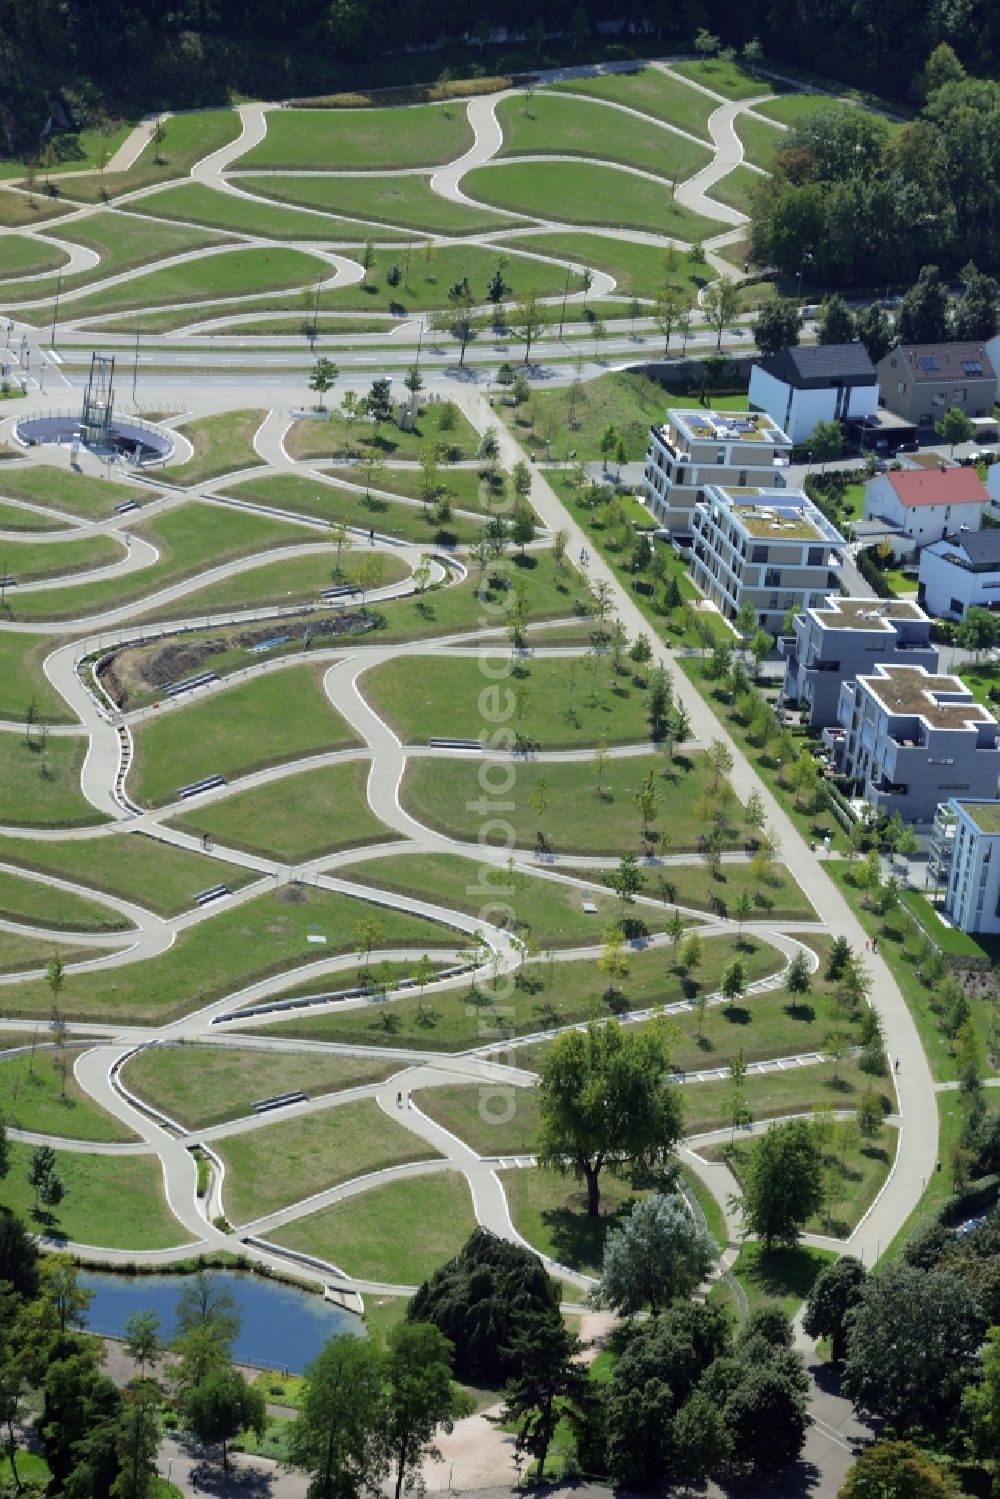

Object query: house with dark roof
[864,466,989,559]
[748,343,878,445]
[875,341,997,430]
[918,527,1000,618]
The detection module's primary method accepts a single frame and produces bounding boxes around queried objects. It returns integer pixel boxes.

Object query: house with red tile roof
[863,466,989,558]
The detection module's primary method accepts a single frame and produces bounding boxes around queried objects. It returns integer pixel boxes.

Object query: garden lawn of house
[0,1142,191,1248]
[164,409,268,486]
[463,160,723,240]
[121,1044,398,1129]
[504,369,670,461]
[401,751,751,855]
[0,531,125,584]
[500,1164,643,1274]
[0,885,456,1024]
[53,109,244,204]
[0,735,109,828]
[132,547,409,625]
[128,662,359,807]
[222,474,482,547]
[0,829,255,918]
[361,653,664,747]
[494,94,712,180]
[555,858,815,923]
[283,403,480,461]
[214,1097,443,1224]
[0,1051,138,1142]
[237,102,473,169]
[269,1170,476,1284]
[0,865,130,932]
[167,759,396,862]
[550,68,716,139]
[0,464,152,520]
[2,501,319,624]
[239,173,521,236]
[50,247,331,320]
[262,935,783,1052]
[136,182,405,243]
[500,231,708,301]
[335,851,685,947]
[733,113,785,170]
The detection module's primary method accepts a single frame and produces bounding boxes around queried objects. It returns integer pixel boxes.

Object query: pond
[79,1268,362,1373]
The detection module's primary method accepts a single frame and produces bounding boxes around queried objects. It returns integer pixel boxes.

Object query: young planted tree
[383,1322,468,1499]
[702,278,740,349]
[308,356,338,410]
[510,294,548,365]
[935,404,974,455]
[735,1118,824,1249]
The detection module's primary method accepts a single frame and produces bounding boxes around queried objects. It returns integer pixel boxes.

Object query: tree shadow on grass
[741,1245,831,1306]
[540,1189,634,1274]
[723,1005,751,1027]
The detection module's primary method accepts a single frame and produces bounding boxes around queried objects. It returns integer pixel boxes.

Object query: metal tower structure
[80,353,115,446]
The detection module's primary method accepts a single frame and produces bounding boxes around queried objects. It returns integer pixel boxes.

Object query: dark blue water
[79,1268,362,1373]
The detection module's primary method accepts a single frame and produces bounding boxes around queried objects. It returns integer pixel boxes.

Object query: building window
[752,545,767,563]
[738,471,746,485]
[807,547,823,566]
[765,568,781,586]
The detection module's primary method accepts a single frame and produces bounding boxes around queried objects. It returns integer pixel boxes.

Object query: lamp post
[49,272,62,348]
[558,265,571,339]
[796,249,813,302]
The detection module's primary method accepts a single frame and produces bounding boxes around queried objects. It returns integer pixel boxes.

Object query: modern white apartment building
[643,408,792,536]
[829,664,1000,826]
[933,799,1000,935]
[781,596,937,728]
[689,486,846,633]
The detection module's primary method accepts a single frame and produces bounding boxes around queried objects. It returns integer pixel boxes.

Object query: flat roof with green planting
[811,596,929,631]
[668,408,792,446]
[957,801,1000,833]
[702,486,842,544]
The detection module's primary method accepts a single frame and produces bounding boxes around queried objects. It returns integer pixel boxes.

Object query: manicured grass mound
[164,408,268,486]
[504,230,706,300]
[0,633,76,723]
[0,1050,138,1141]
[0,463,151,520]
[417,1082,539,1156]
[0,1142,191,1249]
[236,102,473,169]
[240,173,520,235]
[215,1097,442,1224]
[283,402,480,461]
[129,662,359,807]
[733,113,784,170]
[464,159,723,239]
[0,530,123,584]
[670,59,768,100]
[0,933,115,975]
[503,367,672,461]
[58,246,331,319]
[168,759,396,861]
[495,93,711,180]
[707,164,765,215]
[401,751,749,855]
[225,475,482,546]
[500,1164,640,1274]
[122,1043,398,1129]
[0,500,63,532]
[0,233,70,278]
[550,68,716,138]
[557,859,815,923]
[0,736,108,828]
[0,829,255,917]
[683,1056,890,1135]
[270,1169,475,1284]
[0,865,130,932]
[139,182,407,241]
[55,109,243,204]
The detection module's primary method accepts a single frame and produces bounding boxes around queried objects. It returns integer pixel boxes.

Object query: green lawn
[0,233,70,278]
[361,653,663,747]
[558,859,815,923]
[3,501,315,623]
[883,1092,963,1261]
[322,243,582,314]
[464,160,723,240]
[415,1082,539,1156]
[167,759,395,861]
[504,368,670,461]
[500,1164,640,1274]
[0,1049,138,1141]
[164,408,268,486]
[707,165,764,215]
[215,1098,442,1224]
[670,59,769,100]
[224,474,482,547]
[0,735,108,828]
[0,529,123,584]
[57,247,331,320]
[0,1141,191,1248]
[133,547,409,625]
[237,102,473,169]
[683,1056,889,1135]
[733,113,785,170]
[0,463,151,520]
[0,864,129,932]
[284,402,480,461]
[121,1043,398,1129]
[263,934,782,1052]
[240,173,521,236]
[324,463,499,515]
[401,750,751,855]
[0,500,63,532]
[0,120,134,180]
[727,1241,836,1316]
[129,662,359,807]
[754,93,855,125]
[495,93,711,180]
[0,188,75,228]
[501,230,707,301]
[550,68,716,139]
[0,632,71,727]
[137,181,406,242]
[0,883,456,1023]
[0,828,255,917]
[270,1170,476,1283]
[335,851,680,948]
[54,109,243,204]
[0,932,115,975]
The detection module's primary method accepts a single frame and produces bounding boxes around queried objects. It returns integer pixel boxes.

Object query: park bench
[252,1090,307,1114]
[193,884,230,907]
[429,737,481,750]
[177,773,226,798]
[248,635,291,654]
[165,669,218,697]
[114,499,140,514]
[319,583,359,599]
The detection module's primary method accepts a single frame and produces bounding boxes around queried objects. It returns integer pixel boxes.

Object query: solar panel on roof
[918,356,940,372]
[962,360,983,375]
